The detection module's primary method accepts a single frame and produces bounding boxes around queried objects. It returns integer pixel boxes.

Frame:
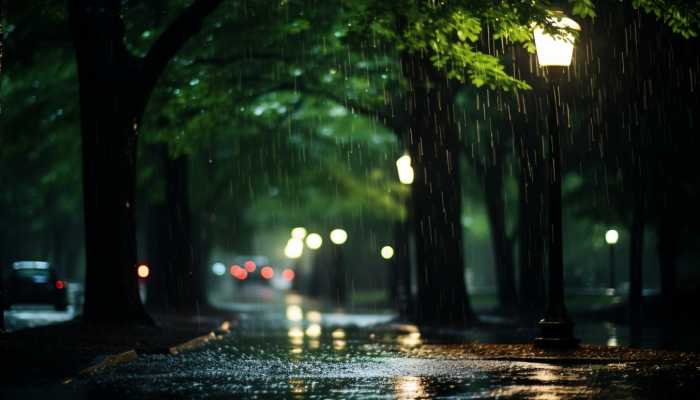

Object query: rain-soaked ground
[47,292,696,399]
[4,290,699,399]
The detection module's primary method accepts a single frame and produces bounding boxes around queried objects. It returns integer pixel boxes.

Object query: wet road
[63,295,698,399]
[4,305,78,332]
[3,291,699,399]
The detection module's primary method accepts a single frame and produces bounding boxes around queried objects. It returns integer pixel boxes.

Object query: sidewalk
[0,312,235,385]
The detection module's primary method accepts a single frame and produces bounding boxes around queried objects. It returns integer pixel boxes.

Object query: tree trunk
[628,184,645,343]
[483,163,518,313]
[70,2,150,324]
[69,0,222,323]
[392,219,413,320]
[145,202,172,311]
[163,152,199,313]
[400,51,475,326]
[657,218,678,319]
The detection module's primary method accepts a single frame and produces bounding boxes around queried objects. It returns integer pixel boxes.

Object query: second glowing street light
[394,154,414,320]
[605,229,619,291]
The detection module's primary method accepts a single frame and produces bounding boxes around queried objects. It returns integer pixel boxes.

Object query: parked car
[3,261,68,311]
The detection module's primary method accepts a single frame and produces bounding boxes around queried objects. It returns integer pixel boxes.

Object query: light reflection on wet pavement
[73,298,700,399]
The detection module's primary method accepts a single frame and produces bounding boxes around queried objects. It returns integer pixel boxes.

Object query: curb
[63,320,232,384]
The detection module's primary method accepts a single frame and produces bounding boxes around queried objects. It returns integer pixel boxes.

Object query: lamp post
[533,12,580,349]
[329,228,348,306]
[605,229,619,291]
[395,154,415,320]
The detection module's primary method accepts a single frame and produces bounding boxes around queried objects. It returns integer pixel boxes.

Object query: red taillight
[282,268,295,281]
[55,280,65,290]
[244,260,257,272]
[230,265,247,280]
[260,266,274,279]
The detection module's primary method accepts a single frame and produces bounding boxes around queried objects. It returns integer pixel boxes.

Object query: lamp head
[533,12,580,68]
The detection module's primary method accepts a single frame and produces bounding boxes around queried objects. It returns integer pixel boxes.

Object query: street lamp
[533,11,580,349]
[285,237,304,259]
[395,153,415,320]
[329,228,347,306]
[381,245,395,260]
[329,229,348,245]
[306,233,323,250]
[396,154,414,185]
[605,229,619,291]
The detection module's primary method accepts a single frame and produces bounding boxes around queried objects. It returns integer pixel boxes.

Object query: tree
[67,0,223,324]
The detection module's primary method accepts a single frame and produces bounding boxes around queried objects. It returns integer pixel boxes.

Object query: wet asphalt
[4,292,700,399]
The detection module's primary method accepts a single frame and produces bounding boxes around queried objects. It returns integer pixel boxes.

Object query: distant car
[230,256,275,286]
[3,261,68,311]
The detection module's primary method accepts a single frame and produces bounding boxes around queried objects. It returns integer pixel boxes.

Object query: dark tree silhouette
[68,0,223,324]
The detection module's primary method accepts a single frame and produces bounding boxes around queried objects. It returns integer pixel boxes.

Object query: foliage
[632,0,700,38]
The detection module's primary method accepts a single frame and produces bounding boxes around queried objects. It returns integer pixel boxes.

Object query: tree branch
[140,0,224,105]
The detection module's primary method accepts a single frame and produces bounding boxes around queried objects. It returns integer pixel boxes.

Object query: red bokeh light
[260,266,274,279]
[55,280,65,290]
[244,260,257,272]
[230,265,248,280]
[282,268,295,281]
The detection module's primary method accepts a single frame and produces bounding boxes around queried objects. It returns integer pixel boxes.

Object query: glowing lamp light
[395,154,414,185]
[282,268,295,281]
[285,237,304,259]
[380,245,395,260]
[533,13,580,67]
[305,233,323,250]
[286,304,303,321]
[331,328,346,339]
[291,227,307,239]
[244,260,257,272]
[260,266,274,279]
[306,323,322,338]
[306,310,322,322]
[55,280,66,290]
[212,262,226,276]
[605,229,619,245]
[137,264,150,279]
[329,229,348,245]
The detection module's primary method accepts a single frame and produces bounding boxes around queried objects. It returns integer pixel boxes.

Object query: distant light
[212,262,226,276]
[261,266,274,279]
[306,323,322,338]
[282,268,295,281]
[288,327,304,338]
[380,245,395,260]
[533,13,580,67]
[305,233,323,249]
[331,329,346,339]
[230,265,248,280]
[55,280,65,290]
[244,260,257,272]
[285,237,304,259]
[395,154,414,185]
[137,264,150,279]
[306,310,322,323]
[397,332,422,347]
[605,229,619,245]
[291,227,307,239]
[286,305,303,321]
[329,229,348,245]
